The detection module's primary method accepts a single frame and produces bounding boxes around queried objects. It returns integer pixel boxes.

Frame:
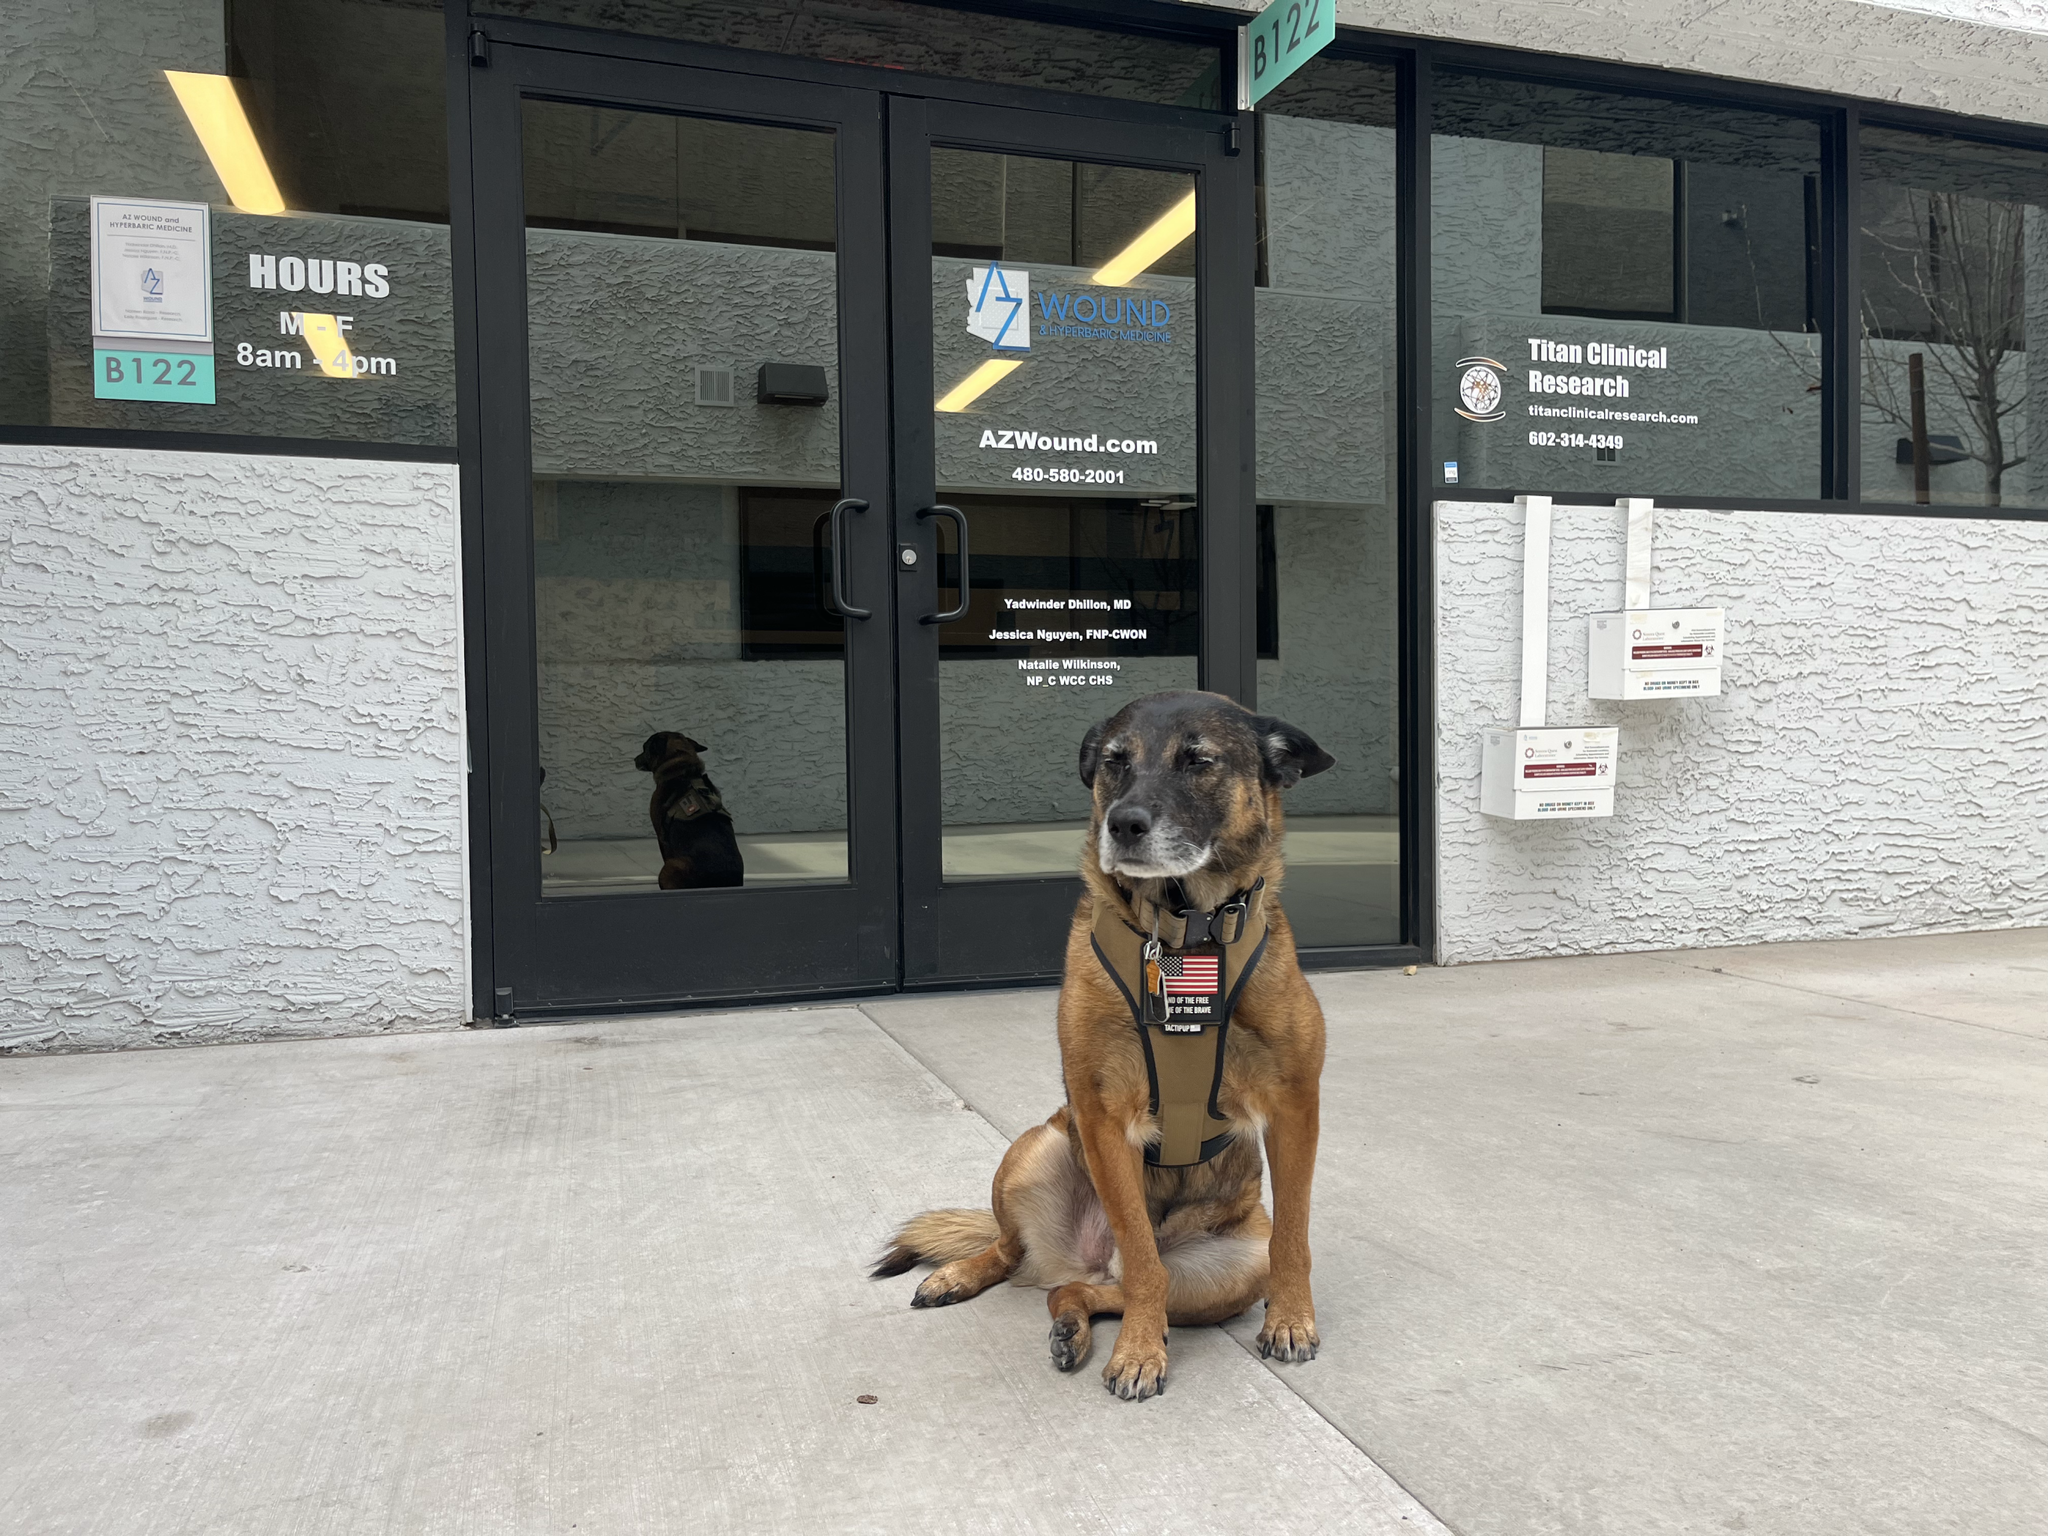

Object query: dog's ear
[1249,714,1335,789]
[680,736,708,754]
[1078,718,1109,789]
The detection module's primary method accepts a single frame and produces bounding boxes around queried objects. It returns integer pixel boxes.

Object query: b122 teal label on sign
[1242,0,1335,107]
[93,349,216,404]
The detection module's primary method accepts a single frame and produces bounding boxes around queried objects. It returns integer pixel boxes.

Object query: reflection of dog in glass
[633,731,744,890]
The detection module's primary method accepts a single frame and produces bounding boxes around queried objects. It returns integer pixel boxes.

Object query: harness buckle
[1213,898,1248,945]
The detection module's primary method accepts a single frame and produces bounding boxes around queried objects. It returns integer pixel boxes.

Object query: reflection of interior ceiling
[477,0,1222,108]
[1435,70,1822,174]
[522,102,838,248]
[1861,126,2048,206]
[1254,55,1398,129]
[931,150,1196,277]
[231,0,449,222]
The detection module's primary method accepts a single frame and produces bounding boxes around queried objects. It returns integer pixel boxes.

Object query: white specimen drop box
[1588,607,1725,698]
[1586,498,1726,699]
[1479,495,1619,821]
[1481,726,1619,820]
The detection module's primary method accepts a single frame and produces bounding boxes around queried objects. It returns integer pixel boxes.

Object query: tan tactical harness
[1089,878,1270,1167]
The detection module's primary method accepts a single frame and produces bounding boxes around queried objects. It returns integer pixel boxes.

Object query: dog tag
[1157,942,1223,1031]
[1141,936,1167,1025]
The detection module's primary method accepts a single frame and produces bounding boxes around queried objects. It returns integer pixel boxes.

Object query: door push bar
[828,497,871,620]
[918,504,969,625]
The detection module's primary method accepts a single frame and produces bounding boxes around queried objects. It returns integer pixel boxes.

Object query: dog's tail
[870,1208,1000,1278]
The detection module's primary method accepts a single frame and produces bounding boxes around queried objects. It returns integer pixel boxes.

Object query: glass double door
[472,43,1238,1013]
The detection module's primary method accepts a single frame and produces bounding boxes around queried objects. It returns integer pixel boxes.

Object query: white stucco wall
[1434,497,2048,963]
[0,445,467,1052]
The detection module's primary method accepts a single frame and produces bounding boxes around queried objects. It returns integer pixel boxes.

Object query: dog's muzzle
[1098,802,1209,878]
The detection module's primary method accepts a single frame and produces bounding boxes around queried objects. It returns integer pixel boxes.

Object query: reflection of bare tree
[1864,190,2026,505]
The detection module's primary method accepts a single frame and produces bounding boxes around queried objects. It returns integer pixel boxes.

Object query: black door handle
[828,497,871,620]
[918,504,969,625]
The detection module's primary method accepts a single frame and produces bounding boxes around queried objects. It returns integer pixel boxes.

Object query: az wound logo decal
[966,266,1029,352]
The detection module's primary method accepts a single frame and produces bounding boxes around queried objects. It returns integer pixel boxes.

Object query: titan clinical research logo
[1455,356,1507,422]
[966,266,1030,351]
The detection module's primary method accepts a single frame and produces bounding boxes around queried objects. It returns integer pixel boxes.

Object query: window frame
[1388,33,2048,522]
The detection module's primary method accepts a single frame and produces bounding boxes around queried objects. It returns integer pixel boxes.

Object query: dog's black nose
[1107,804,1153,844]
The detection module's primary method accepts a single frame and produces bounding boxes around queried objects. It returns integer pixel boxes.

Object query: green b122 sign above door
[1241,0,1335,107]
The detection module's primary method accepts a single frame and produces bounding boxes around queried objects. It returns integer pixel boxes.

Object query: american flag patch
[1159,952,1219,994]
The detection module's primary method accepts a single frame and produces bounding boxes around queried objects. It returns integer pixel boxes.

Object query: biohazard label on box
[1589,608,1724,699]
[1480,726,1619,820]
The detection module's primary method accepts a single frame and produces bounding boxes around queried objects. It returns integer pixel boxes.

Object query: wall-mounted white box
[1589,607,1724,699]
[1480,726,1619,820]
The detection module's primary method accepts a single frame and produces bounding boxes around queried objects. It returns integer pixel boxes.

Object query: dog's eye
[1183,754,1215,770]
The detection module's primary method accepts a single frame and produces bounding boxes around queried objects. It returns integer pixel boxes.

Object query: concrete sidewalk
[5,929,2047,1535]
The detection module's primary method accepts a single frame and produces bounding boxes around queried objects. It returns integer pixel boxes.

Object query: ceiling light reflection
[164,72,286,215]
[1091,189,1197,287]
[935,357,1023,413]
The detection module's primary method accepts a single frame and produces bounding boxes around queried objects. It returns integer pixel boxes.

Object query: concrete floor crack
[1662,959,2048,1045]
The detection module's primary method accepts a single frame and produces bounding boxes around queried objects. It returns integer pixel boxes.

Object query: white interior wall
[1434,497,2048,963]
[0,445,467,1052]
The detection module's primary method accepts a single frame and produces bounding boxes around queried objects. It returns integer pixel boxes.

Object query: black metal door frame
[462,43,902,1015]
[887,97,1253,988]
[453,18,1266,1016]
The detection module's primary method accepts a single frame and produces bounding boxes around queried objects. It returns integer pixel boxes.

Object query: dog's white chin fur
[1098,828,1213,879]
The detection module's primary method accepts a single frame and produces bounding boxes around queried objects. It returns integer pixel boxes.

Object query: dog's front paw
[1048,1312,1091,1371]
[1257,1304,1320,1363]
[910,1262,975,1308]
[1102,1334,1169,1400]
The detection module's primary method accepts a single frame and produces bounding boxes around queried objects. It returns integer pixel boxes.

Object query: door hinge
[469,28,491,67]
[1224,120,1241,156]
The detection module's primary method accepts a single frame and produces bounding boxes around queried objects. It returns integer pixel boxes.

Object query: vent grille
[695,365,735,407]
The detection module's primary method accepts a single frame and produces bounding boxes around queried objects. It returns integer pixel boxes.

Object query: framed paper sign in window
[89,197,217,404]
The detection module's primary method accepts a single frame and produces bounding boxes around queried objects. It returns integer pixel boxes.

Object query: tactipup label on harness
[1154,943,1223,1030]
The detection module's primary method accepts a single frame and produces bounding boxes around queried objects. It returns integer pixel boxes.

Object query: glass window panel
[1253,56,1402,949]
[927,150,1199,880]
[477,0,1225,109]
[1542,148,1676,318]
[1860,125,2048,510]
[6,0,453,446]
[524,100,849,894]
[1431,70,1823,499]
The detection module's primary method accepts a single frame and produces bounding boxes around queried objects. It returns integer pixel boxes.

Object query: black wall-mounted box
[757,363,830,405]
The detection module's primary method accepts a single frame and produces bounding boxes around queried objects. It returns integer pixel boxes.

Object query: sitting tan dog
[875,690,1335,1399]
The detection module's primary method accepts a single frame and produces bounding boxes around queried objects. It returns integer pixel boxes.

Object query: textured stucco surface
[527,234,840,483]
[1434,497,2048,963]
[0,445,467,1053]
